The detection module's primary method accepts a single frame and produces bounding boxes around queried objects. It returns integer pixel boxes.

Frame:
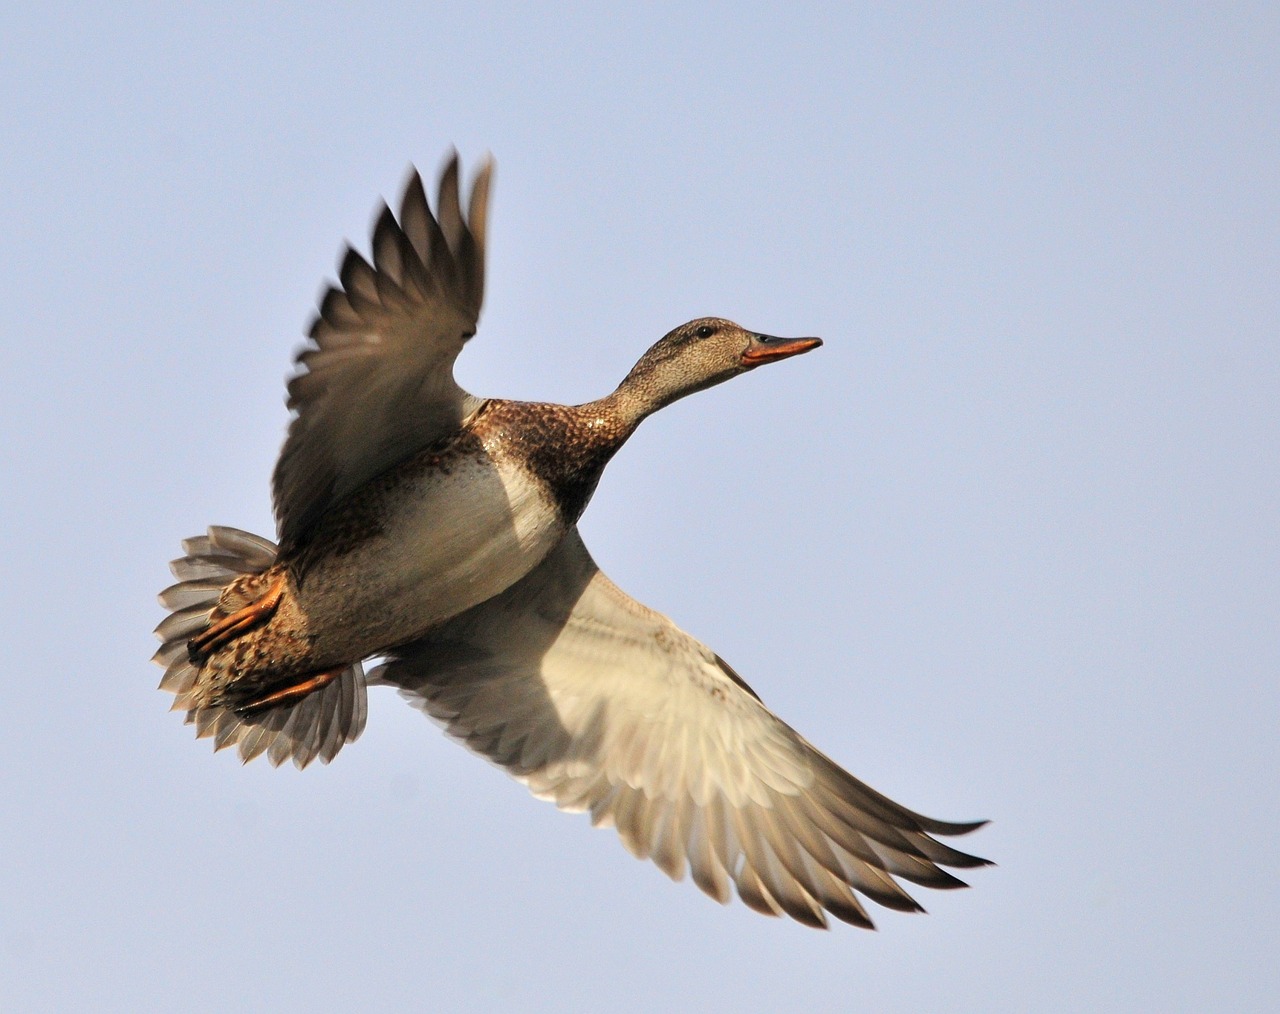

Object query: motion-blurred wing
[272,153,492,550]
[373,530,988,929]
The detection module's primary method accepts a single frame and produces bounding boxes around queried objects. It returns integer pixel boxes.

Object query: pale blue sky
[2,4,1277,1011]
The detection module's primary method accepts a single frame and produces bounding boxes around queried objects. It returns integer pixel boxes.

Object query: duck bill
[740,334,823,367]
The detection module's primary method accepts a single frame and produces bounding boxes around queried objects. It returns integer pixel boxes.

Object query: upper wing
[272,153,492,551]
[372,530,988,929]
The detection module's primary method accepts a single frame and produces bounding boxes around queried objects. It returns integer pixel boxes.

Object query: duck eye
[695,325,716,339]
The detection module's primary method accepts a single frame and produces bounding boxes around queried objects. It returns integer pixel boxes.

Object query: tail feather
[153,525,367,769]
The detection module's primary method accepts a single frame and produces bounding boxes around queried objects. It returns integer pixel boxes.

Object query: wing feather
[272,153,493,550]
[373,529,988,929]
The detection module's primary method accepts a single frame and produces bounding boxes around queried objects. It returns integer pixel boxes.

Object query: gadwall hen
[155,153,988,929]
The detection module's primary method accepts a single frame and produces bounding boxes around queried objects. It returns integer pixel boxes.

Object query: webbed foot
[187,572,286,662]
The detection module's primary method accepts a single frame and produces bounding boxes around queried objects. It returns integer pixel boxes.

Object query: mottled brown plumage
[154,153,988,930]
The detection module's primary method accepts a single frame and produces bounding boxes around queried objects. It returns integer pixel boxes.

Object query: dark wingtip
[930,871,972,891]
[438,148,461,192]
[916,816,990,836]
[932,844,992,871]
[400,165,428,206]
[371,203,398,247]
[337,246,373,287]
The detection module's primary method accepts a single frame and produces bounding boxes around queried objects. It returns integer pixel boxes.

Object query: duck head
[613,317,822,420]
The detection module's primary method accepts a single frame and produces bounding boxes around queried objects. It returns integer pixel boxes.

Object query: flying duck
[154,153,988,929]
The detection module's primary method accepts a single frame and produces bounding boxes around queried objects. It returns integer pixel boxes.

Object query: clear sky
[2,4,1277,1011]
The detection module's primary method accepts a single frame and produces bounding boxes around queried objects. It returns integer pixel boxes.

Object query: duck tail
[152,526,367,769]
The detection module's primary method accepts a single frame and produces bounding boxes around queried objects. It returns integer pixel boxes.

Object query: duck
[154,152,988,929]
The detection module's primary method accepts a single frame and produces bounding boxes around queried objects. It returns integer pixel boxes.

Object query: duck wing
[372,529,988,929]
[272,153,492,551]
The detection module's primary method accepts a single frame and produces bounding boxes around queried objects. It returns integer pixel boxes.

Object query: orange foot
[188,572,286,662]
[237,667,345,715]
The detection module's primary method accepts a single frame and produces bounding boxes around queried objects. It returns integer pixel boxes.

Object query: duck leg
[188,572,286,662]
[236,667,345,715]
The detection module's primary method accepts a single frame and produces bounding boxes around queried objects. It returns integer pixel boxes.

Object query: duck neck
[531,372,678,524]
[596,365,682,429]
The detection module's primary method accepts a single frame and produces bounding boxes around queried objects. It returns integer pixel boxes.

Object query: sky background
[2,3,1277,1011]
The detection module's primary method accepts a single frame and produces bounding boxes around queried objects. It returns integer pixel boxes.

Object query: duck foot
[237,666,345,715]
[188,572,285,662]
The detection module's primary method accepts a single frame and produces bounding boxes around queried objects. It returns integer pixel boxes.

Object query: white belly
[300,455,566,659]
